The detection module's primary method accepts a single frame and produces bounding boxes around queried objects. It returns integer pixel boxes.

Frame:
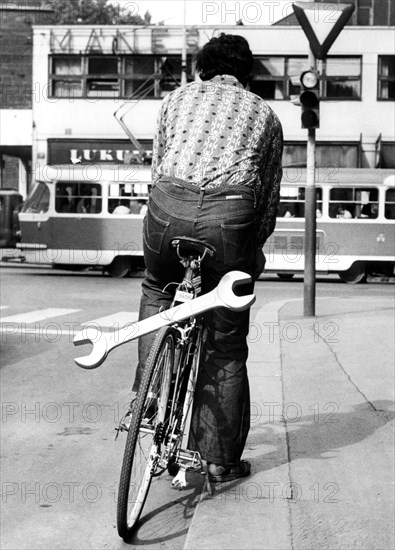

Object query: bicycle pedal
[114,424,128,440]
[172,469,188,489]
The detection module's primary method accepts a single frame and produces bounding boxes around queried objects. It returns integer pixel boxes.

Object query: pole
[303,48,317,317]
[181,0,187,86]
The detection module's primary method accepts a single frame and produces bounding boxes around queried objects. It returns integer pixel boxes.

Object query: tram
[264,167,395,283]
[17,164,151,277]
[17,166,394,282]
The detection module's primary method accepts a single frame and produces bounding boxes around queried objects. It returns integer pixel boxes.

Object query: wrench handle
[74,271,255,369]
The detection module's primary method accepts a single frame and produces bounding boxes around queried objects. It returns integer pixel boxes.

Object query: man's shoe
[207,460,251,483]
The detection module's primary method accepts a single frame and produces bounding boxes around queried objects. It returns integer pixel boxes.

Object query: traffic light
[300,70,320,129]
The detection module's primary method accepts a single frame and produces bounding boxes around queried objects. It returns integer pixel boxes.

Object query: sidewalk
[184,295,395,550]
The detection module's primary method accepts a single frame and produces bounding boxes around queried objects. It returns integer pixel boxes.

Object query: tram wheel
[277,273,295,280]
[107,256,131,278]
[338,263,366,284]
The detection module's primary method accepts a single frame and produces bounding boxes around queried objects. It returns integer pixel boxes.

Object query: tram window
[329,187,378,219]
[385,189,395,219]
[55,182,102,214]
[108,183,149,214]
[22,183,50,214]
[278,187,322,218]
[316,188,323,218]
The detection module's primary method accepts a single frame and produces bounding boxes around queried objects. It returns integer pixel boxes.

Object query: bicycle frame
[156,241,209,480]
[114,237,255,537]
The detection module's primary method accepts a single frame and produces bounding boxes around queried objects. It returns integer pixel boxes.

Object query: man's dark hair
[195,33,253,87]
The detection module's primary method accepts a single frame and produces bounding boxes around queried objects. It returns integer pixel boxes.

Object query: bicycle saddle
[171,236,216,258]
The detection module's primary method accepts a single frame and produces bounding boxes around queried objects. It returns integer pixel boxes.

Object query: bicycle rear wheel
[117,326,177,538]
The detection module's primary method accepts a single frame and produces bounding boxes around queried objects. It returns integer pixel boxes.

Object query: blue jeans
[133,178,257,466]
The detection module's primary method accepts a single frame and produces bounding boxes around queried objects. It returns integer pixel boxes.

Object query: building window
[159,57,194,95]
[357,0,372,25]
[49,55,194,99]
[251,56,361,100]
[124,56,157,98]
[123,56,193,98]
[250,56,306,100]
[318,57,362,99]
[51,56,83,98]
[378,56,395,100]
[376,139,395,168]
[87,56,119,98]
[380,142,395,168]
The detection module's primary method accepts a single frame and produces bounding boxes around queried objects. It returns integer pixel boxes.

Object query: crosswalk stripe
[82,311,139,328]
[0,326,139,340]
[1,308,81,324]
[0,309,140,338]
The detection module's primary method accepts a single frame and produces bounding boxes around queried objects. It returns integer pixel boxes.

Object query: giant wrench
[73,271,255,370]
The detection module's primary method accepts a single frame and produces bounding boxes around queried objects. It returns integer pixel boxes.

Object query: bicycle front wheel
[117,326,177,539]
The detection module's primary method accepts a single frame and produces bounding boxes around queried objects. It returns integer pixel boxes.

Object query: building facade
[0,1,54,194]
[31,24,394,182]
[277,0,394,26]
[317,0,394,26]
[1,16,394,195]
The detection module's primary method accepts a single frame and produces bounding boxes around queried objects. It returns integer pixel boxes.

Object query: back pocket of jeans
[221,219,256,268]
[143,207,170,254]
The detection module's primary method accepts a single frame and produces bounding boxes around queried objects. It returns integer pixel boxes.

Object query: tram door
[0,190,23,247]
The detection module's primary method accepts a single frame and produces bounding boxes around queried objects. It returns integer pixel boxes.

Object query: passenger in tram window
[137,199,148,216]
[56,185,73,213]
[360,203,378,218]
[76,197,91,214]
[279,202,295,218]
[112,199,131,215]
[283,207,295,218]
[57,197,73,213]
[76,185,93,214]
[316,208,322,218]
[336,205,353,219]
[360,203,372,218]
[128,200,141,214]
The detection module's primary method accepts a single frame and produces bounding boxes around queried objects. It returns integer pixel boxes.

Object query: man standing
[129,33,283,482]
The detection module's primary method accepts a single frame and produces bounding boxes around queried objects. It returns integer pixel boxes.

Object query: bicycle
[115,236,255,539]
[73,235,255,539]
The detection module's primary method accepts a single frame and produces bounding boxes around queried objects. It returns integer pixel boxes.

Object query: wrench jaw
[73,328,108,370]
[217,271,256,311]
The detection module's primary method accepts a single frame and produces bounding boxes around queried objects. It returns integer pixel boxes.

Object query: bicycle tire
[117,326,177,538]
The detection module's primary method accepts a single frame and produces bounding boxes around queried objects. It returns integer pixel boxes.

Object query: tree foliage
[48,0,152,25]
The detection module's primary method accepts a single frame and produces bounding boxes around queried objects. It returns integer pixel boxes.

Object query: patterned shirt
[151,74,283,246]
